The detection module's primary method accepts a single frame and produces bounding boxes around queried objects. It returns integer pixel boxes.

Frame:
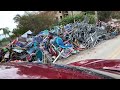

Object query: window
[64,14,68,17]
[56,17,58,20]
[60,16,62,19]
[59,11,61,13]
[64,11,68,13]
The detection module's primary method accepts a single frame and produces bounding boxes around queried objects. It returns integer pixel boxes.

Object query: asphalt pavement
[55,35,120,65]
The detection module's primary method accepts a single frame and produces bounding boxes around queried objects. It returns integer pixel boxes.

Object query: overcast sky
[0,11,25,34]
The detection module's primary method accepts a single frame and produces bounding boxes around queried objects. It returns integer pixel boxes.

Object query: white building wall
[55,11,82,21]
[68,11,82,16]
[55,11,63,21]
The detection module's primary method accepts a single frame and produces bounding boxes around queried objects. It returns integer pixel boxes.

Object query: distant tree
[0,27,11,39]
[12,28,20,37]
[13,11,57,35]
[97,11,112,22]
[13,14,21,24]
[111,11,120,19]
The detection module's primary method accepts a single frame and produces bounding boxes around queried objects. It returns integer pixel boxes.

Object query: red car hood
[0,59,120,79]
[69,59,120,75]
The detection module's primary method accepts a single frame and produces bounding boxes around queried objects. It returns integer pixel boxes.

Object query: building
[55,11,82,21]
[38,11,82,21]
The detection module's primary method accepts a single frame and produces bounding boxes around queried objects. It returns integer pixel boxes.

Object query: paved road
[55,35,120,65]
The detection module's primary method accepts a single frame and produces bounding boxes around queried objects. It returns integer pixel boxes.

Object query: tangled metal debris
[1,17,120,64]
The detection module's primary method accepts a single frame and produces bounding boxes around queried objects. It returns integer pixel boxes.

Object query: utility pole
[95,11,98,23]
[71,11,73,16]
[71,11,75,23]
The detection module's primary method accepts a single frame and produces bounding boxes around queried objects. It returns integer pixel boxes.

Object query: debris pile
[0,17,120,64]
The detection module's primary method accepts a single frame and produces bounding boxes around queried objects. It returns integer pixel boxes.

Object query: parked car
[0,59,120,79]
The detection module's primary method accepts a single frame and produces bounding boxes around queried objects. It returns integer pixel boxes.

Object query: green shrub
[74,14,84,22]
[111,11,120,19]
[98,11,112,22]
[10,34,16,40]
[59,16,74,25]
[87,14,96,24]
[59,13,95,25]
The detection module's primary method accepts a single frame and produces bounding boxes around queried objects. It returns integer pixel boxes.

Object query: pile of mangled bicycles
[0,19,120,64]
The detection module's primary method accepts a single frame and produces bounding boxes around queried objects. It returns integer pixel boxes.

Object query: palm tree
[13,14,21,24]
[0,27,11,39]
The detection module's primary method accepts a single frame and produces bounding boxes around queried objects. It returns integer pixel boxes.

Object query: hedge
[59,13,95,25]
